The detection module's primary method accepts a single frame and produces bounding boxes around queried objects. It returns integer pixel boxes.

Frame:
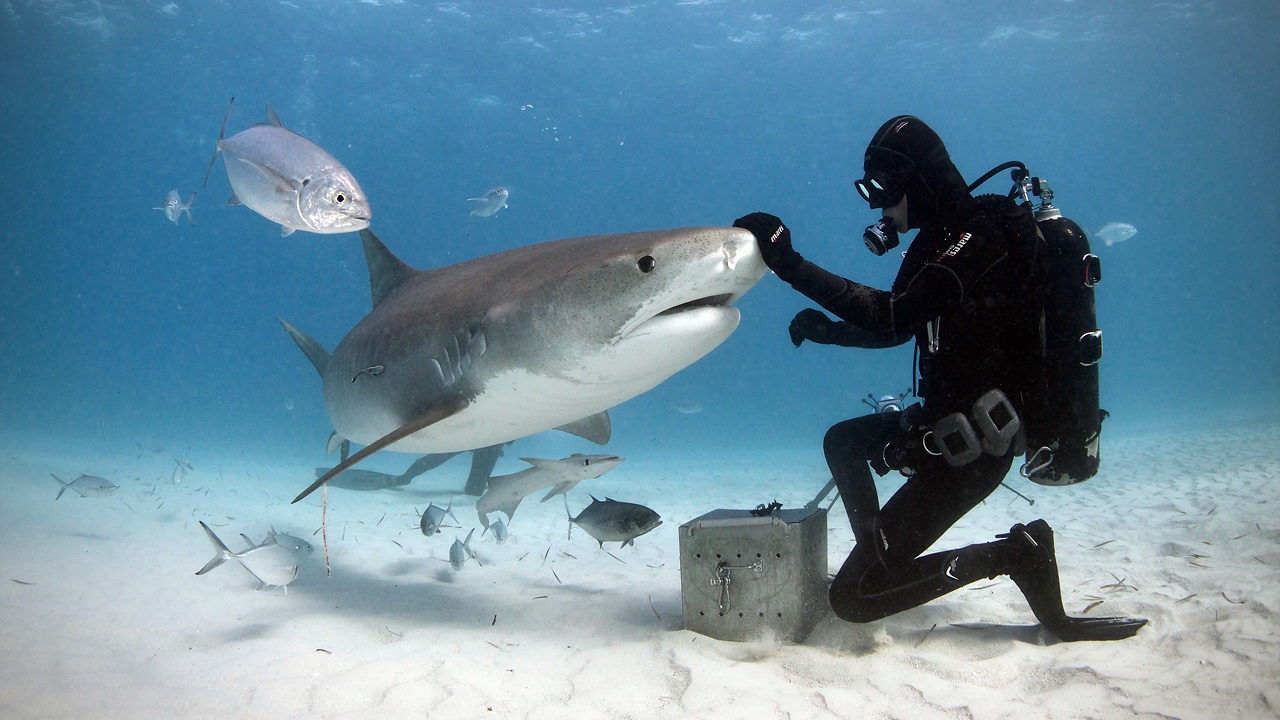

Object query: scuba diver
[734,115,1145,642]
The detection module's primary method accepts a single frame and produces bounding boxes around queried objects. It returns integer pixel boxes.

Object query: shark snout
[721,231,756,271]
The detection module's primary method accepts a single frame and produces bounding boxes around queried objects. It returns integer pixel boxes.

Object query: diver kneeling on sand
[734,115,1145,642]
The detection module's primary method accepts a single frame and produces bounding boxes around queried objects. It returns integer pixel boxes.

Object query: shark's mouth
[655,293,734,317]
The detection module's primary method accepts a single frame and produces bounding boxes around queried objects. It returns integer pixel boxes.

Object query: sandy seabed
[1,422,1277,720]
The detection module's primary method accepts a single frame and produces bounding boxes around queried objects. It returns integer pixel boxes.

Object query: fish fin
[184,208,195,226]
[228,194,242,205]
[234,156,297,196]
[50,474,67,501]
[540,480,575,503]
[196,521,233,575]
[554,411,612,445]
[325,430,346,456]
[563,494,575,539]
[292,396,470,504]
[281,225,296,237]
[277,318,331,377]
[264,105,283,127]
[202,97,233,188]
[360,229,416,307]
[623,538,634,548]
[518,457,557,468]
[240,533,258,550]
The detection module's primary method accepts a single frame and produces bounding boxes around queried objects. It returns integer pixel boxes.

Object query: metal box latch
[711,558,764,615]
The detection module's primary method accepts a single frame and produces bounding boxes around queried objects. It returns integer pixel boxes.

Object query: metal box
[678,508,829,643]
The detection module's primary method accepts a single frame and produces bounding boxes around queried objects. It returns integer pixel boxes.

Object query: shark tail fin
[360,229,416,307]
[196,521,234,575]
[51,474,68,501]
[203,97,233,188]
[277,318,331,377]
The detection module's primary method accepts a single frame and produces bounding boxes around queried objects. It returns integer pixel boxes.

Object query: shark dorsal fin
[360,229,416,306]
[264,105,283,127]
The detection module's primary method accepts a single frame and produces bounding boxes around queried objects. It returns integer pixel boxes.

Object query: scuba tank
[967,163,1106,486]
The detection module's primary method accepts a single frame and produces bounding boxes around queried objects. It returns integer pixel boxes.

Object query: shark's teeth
[431,322,487,388]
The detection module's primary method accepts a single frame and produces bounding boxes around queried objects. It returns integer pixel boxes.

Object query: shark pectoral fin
[554,411,612,445]
[291,396,470,504]
[228,194,242,205]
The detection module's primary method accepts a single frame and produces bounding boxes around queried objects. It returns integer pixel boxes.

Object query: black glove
[788,308,830,347]
[733,212,801,275]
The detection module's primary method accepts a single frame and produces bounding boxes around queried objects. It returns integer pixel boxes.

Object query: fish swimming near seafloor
[279,225,766,505]
[466,186,508,235]
[475,454,623,529]
[482,518,509,543]
[565,495,662,549]
[197,521,299,591]
[420,498,459,536]
[51,474,118,500]
[240,528,314,558]
[1094,222,1137,247]
[203,97,370,237]
[449,528,479,570]
[153,190,196,226]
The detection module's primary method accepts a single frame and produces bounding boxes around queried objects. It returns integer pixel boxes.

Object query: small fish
[466,186,508,235]
[482,518,510,544]
[565,495,662,548]
[51,474,118,500]
[240,528,314,557]
[197,521,299,590]
[475,454,624,528]
[420,497,460,536]
[449,528,478,570]
[153,190,196,226]
[1094,222,1137,247]
[204,98,370,237]
[171,451,193,485]
[671,401,703,415]
[136,443,167,459]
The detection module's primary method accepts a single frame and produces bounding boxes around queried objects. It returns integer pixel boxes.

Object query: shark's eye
[637,255,656,273]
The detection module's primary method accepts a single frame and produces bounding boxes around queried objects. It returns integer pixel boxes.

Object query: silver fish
[136,443,167,459]
[566,495,661,548]
[315,466,410,492]
[465,186,508,235]
[204,97,370,237]
[475,454,623,528]
[51,474,118,500]
[482,518,509,544]
[449,528,478,570]
[420,497,459,536]
[197,521,299,590]
[240,528,314,557]
[153,190,195,226]
[1095,222,1137,247]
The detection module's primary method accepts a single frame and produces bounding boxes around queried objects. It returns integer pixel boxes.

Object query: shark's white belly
[343,304,742,453]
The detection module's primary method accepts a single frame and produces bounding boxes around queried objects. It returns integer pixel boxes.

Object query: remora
[282,226,765,502]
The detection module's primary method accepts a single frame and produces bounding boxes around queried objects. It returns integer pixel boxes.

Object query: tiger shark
[282,225,765,503]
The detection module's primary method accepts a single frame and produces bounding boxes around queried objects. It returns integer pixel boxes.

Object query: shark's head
[322,226,766,453]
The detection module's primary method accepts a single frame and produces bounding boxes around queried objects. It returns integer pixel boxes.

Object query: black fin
[360,229,416,307]
[277,318,331,376]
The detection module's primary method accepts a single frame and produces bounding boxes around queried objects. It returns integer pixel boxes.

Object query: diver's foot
[1003,520,1147,642]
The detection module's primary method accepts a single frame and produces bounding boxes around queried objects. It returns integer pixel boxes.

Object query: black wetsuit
[774,203,1045,622]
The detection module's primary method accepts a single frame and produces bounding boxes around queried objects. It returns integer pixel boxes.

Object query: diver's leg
[823,414,898,548]
[463,444,505,496]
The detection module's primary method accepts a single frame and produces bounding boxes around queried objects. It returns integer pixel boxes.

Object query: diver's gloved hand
[734,212,802,276]
[1002,520,1148,642]
[789,308,832,347]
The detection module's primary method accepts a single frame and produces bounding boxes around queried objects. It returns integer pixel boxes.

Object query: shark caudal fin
[360,229,416,307]
[277,318,331,377]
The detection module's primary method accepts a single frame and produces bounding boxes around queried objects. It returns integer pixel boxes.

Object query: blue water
[1,0,1277,464]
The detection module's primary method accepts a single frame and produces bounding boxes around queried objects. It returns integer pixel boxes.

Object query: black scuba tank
[966,163,1106,486]
[1021,201,1106,486]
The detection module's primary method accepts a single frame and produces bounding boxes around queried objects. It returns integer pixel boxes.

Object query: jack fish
[154,190,196,225]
